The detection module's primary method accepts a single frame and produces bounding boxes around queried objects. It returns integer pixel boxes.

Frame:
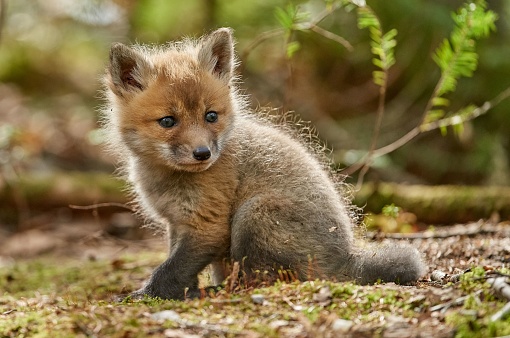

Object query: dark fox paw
[113,289,151,302]
[113,285,223,302]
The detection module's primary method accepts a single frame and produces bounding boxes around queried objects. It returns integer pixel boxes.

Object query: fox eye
[205,111,218,123]
[158,116,176,128]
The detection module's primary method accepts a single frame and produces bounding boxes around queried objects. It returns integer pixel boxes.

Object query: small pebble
[151,310,181,322]
[332,318,353,332]
[269,320,289,329]
[251,294,265,304]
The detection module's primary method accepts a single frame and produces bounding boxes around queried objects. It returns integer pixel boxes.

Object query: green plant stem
[422,24,471,123]
[374,87,510,157]
[305,3,353,51]
[310,25,353,51]
[355,8,390,187]
[243,2,353,62]
[356,67,388,188]
[342,86,510,176]
[241,28,284,62]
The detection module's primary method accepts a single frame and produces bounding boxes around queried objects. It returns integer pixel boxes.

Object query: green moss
[444,267,510,338]
[447,310,510,338]
[1,256,507,337]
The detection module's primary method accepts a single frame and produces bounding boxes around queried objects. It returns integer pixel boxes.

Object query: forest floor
[0,215,509,338]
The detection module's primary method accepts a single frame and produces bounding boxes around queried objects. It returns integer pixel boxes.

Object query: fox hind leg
[230,195,317,282]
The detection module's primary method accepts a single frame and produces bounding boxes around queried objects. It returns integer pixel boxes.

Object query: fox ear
[108,43,151,94]
[198,28,234,82]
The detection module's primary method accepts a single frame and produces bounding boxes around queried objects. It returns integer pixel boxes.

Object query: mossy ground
[1,250,509,337]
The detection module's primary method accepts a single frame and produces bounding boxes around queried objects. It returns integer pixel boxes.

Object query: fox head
[104,28,238,172]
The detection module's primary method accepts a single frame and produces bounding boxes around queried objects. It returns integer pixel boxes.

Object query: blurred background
[0,0,509,235]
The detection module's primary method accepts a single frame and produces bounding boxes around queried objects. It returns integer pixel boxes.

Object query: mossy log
[0,172,128,224]
[354,182,510,224]
[1,172,509,225]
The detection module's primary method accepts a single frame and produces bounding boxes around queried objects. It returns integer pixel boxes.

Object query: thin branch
[242,1,341,61]
[341,126,420,176]
[420,87,510,133]
[283,296,304,311]
[486,271,510,279]
[304,3,353,51]
[208,298,243,304]
[343,7,395,182]
[491,302,510,322]
[310,25,353,51]
[69,202,133,211]
[310,5,337,25]
[341,3,503,179]
[373,89,506,157]
[241,28,284,61]
[422,43,465,123]
[2,309,16,315]
[489,277,510,301]
[430,270,465,284]
[367,221,498,240]
[341,86,510,175]
[369,126,421,158]
[488,277,510,322]
[357,62,389,187]
[490,86,510,107]
[430,290,482,312]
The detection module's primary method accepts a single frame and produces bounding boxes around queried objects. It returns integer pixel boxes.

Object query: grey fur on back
[228,114,425,284]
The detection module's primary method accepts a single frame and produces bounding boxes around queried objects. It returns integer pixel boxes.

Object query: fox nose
[192,146,211,161]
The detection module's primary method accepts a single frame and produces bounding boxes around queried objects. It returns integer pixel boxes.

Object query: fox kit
[102,28,425,300]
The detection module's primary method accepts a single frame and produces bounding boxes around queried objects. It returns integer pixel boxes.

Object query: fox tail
[347,243,426,284]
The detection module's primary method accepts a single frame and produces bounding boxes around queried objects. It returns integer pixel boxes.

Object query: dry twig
[488,277,510,301]
[283,296,304,311]
[491,302,510,322]
[430,290,483,313]
[488,277,510,322]
[69,203,133,211]
[430,270,465,284]
[152,310,241,335]
[241,28,284,62]
[368,221,498,240]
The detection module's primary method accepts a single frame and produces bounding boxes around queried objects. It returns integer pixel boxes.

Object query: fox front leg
[127,234,220,300]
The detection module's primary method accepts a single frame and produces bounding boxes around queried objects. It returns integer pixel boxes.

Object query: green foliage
[381,203,400,218]
[274,4,310,58]
[425,0,497,125]
[273,1,357,58]
[2,251,509,336]
[274,4,299,31]
[268,0,506,182]
[357,6,397,87]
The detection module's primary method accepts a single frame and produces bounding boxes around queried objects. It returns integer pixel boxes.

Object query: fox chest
[136,175,234,231]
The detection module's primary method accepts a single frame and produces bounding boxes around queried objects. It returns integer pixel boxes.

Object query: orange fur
[102,28,425,300]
